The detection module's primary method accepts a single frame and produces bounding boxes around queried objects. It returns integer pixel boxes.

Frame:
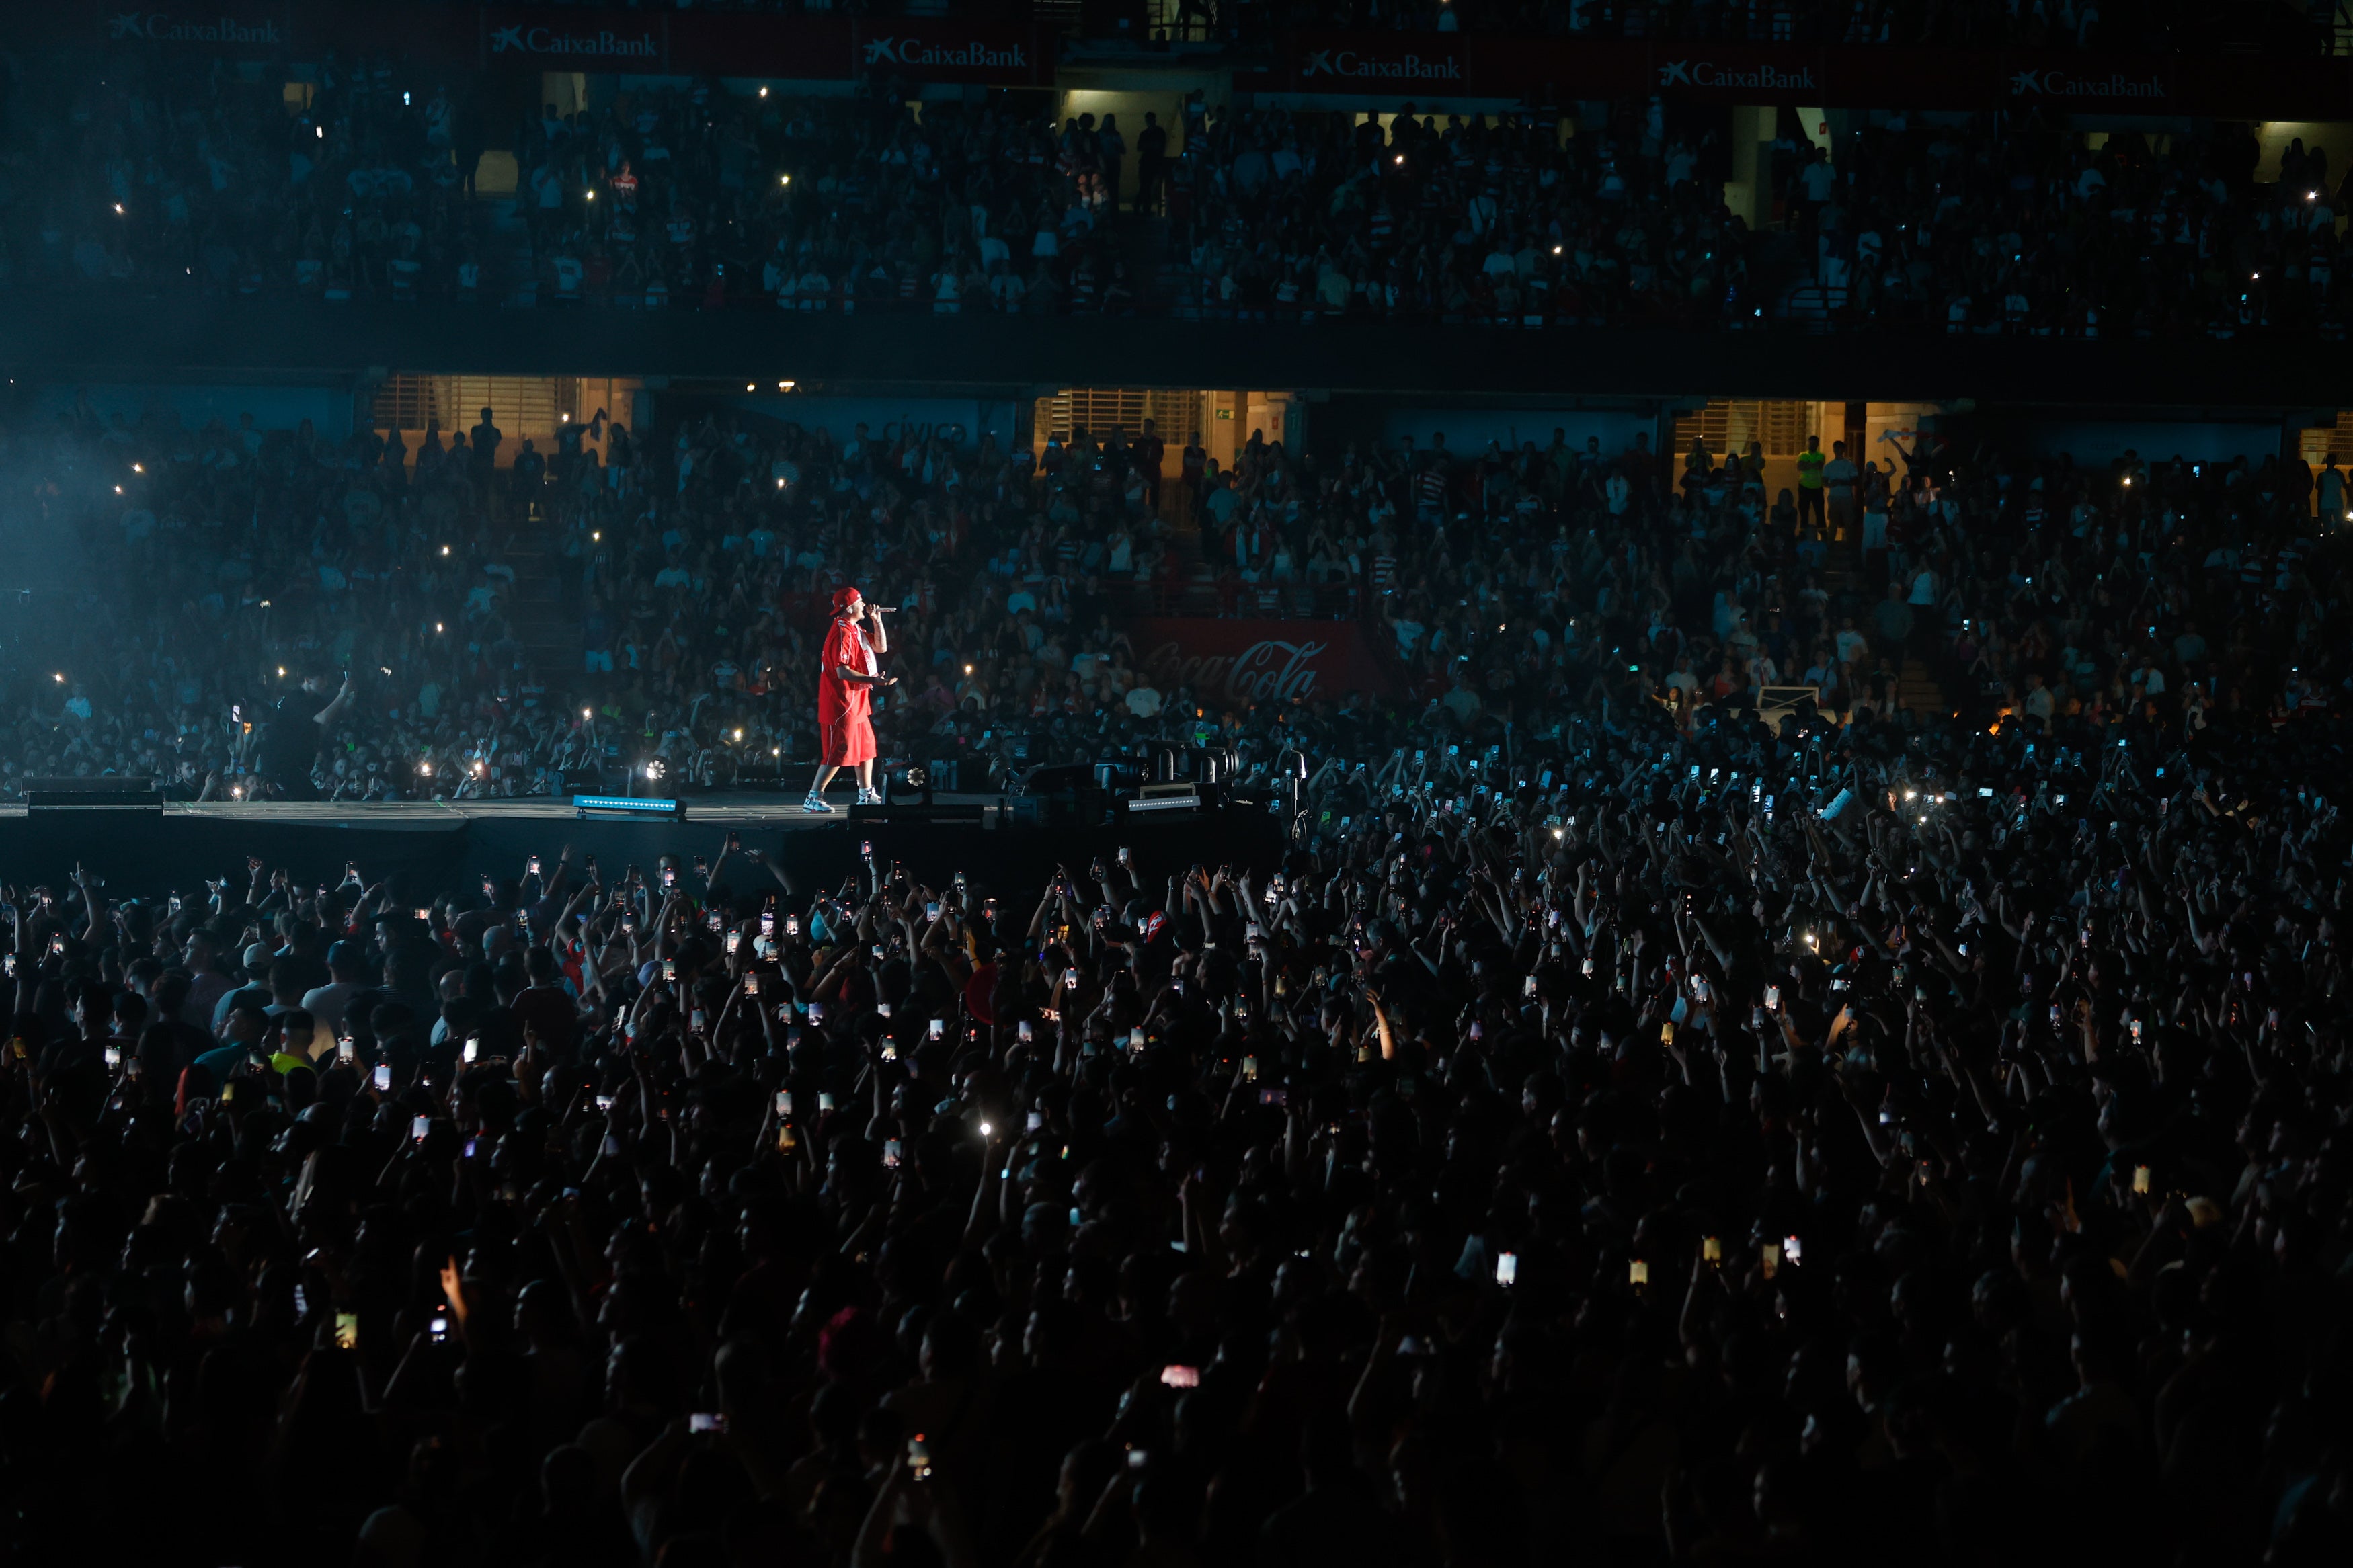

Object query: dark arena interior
[8,3,2353,1564]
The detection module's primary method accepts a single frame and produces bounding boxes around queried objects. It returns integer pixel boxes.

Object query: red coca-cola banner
[1128,618,1398,704]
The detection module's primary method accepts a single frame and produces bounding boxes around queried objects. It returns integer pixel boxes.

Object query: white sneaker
[801,792,834,814]
[856,788,884,806]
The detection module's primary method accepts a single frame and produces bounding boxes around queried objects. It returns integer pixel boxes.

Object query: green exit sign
[1215,408,1233,420]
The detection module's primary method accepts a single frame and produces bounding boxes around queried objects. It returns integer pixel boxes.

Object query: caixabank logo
[863,34,1030,71]
[2008,68,2165,100]
[1300,48,1464,82]
[489,22,660,60]
[109,11,286,45]
[1656,58,1817,91]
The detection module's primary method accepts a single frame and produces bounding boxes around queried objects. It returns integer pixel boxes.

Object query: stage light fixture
[574,794,686,819]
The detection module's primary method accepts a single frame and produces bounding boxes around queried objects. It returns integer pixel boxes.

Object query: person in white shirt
[1821,442,1861,541]
[1835,618,1870,666]
[301,940,372,1032]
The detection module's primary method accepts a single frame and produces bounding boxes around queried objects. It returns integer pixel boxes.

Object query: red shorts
[820,714,875,766]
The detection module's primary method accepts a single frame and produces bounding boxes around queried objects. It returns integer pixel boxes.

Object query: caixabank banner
[34,3,1045,86]
[1274,29,2352,116]
[30,5,2353,118]
[850,20,1049,86]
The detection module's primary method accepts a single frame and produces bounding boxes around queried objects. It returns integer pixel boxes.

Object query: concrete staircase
[489,478,579,677]
[1121,214,1198,313]
[1898,657,1948,718]
[1815,518,1948,719]
[471,192,541,306]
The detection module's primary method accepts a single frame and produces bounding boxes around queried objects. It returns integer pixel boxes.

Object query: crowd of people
[215,0,2319,49]
[0,388,1271,802]
[9,615,2353,1564]
[5,376,2350,815]
[7,44,2350,336]
[1163,103,2353,333]
[1205,0,2309,47]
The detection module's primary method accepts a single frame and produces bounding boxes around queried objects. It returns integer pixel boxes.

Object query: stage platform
[0,792,1282,905]
[30,792,1016,831]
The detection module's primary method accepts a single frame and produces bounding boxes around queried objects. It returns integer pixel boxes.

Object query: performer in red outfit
[804,585,896,811]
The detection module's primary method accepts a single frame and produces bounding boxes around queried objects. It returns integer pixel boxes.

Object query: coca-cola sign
[1128,618,1398,704]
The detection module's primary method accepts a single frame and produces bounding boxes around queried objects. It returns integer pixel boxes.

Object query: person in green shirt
[1794,434,1827,538]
